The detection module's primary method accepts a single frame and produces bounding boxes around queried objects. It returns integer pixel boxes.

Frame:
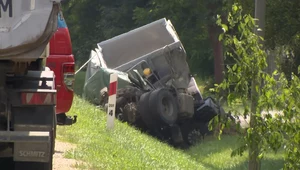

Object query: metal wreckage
[82,18,234,147]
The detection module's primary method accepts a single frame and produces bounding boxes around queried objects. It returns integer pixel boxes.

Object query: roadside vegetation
[74,71,86,96]
[62,0,300,169]
[57,95,284,170]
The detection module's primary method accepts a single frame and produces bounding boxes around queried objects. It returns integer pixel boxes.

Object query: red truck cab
[46,12,77,125]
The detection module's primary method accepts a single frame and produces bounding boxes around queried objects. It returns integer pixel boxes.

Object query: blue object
[57,13,67,28]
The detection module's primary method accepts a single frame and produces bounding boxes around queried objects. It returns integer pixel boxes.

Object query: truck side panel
[46,12,75,114]
[46,55,74,114]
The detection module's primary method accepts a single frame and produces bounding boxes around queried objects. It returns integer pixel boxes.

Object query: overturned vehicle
[83,18,231,147]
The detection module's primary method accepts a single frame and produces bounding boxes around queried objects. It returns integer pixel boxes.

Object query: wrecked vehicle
[83,18,231,146]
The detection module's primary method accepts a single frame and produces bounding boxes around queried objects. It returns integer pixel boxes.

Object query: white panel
[30,0,35,10]
[97,18,180,69]
[0,0,61,61]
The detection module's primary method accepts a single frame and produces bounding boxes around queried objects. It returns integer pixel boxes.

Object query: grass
[57,96,284,170]
[193,76,213,98]
[74,71,86,96]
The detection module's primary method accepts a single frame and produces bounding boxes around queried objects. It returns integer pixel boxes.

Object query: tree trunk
[208,25,224,84]
[249,77,261,170]
[206,1,225,85]
[249,1,266,169]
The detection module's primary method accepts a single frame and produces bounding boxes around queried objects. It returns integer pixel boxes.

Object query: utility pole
[254,0,266,38]
[249,0,266,170]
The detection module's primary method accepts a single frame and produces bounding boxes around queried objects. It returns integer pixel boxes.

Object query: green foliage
[74,71,86,96]
[62,0,235,77]
[133,0,214,76]
[61,0,149,66]
[214,3,300,169]
[61,0,300,81]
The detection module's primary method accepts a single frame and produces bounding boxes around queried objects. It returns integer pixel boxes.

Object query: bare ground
[236,110,283,128]
[53,140,80,170]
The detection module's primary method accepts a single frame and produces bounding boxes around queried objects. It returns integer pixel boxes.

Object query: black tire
[116,87,141,114]
[115,87,142,123]
[137,91,156,128]
[117,87,141,100]
[181,122,210,146]
[122,102,138,124]
[148,88,178,126]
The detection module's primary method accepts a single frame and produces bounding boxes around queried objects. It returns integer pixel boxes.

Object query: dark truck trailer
[84,18,233,147]
[0,0,63,169]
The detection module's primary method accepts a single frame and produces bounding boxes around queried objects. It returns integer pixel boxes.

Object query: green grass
[186,137,284,170]
[57,96,284,170]
[74,71,86,96]
[193,77,211,97]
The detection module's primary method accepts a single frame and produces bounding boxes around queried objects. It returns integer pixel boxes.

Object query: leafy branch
[213,3,300,170]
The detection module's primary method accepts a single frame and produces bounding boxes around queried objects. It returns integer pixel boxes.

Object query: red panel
[46,55,74,114]
[49,28,72,55]
[108,81,117,96]
[63,63,75,73]
[46,18,74,114]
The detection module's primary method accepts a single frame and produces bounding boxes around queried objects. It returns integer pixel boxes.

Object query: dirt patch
[53,140,80,170]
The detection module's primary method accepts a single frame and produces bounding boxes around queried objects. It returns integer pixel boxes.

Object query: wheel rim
[187,129,202,145]
[124,103,137,123]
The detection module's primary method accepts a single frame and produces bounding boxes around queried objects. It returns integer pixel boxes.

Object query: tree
[61,0,149,66]
[214,3,300,170]
[206,0,226,84]
[133,0,215,77]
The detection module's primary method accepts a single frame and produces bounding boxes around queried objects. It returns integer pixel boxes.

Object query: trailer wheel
[149,88,178,125]
[116,87,142,123]
[138,91,156,128]
[122,102,138,124]
[181,122,209,146]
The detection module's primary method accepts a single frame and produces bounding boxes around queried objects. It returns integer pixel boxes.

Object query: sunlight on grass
[57,97,203,169]
[187,135,284,170]
[57,96,284,170]
[74,71,86,96]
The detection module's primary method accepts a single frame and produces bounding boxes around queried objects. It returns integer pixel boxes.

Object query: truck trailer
[83,18,234,147]
[0,0,62,169]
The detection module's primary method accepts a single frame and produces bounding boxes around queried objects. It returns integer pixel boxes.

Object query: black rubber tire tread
[137,91,157,129]
[102,86,140,108]
[115,87,142,121]
[122,102,138,124]
[148,88,178,126]
[116,87,140,109]
[181,122,209,146]
[116,86,141,99]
